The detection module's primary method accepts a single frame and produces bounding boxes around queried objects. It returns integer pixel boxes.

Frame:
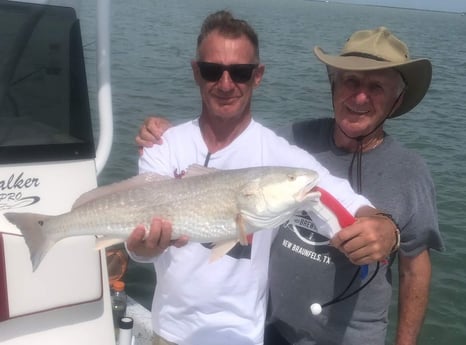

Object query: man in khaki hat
[266,26,444,345]
[134,26,444,345]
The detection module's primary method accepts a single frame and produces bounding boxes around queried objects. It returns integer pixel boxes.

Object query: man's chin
[338,119,373,137]
[212,105,241,119]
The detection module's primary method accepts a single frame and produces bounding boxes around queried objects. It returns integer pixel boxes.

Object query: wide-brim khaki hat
[313,26,432,118]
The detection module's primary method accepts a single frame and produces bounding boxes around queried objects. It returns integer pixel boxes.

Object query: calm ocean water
[79,0,466,344]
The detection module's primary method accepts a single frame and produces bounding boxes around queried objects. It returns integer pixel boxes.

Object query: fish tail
[4,212,55,271]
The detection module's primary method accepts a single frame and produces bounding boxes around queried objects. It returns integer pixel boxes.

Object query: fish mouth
[297,183,321,202]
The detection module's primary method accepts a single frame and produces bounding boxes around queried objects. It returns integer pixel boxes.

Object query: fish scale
[61,172,246,241]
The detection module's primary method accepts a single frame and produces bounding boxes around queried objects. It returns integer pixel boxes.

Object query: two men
[127,11,397,345]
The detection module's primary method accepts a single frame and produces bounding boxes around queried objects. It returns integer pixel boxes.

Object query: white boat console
[0,1,118,344]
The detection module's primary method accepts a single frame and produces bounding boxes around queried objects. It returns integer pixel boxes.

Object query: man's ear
[395,89,405,109]
[252,64,265,88]
[388,88,406,118]
[191,60,201,86]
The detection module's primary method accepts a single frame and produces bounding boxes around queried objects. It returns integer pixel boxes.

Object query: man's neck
[333,126,385,153]
[199,114,252,153]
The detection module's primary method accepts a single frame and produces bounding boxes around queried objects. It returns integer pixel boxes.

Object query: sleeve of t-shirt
[138,136,173,175]
[399,158,444,255]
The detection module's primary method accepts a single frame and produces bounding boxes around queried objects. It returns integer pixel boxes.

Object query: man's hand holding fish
[126,218,188,258]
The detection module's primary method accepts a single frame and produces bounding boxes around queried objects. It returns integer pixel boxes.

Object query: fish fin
[209,240,238,262]
[4,212,55,271]
[73,172,171,208]
[95,237,126,250]
[185,164,219,177]
[236,214,249,245]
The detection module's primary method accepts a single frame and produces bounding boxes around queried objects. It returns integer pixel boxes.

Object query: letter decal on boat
[0,173,41,210]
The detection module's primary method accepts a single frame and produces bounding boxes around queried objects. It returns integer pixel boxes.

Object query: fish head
[237,167,320,230]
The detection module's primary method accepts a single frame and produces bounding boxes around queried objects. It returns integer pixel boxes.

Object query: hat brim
[313,46,432,118]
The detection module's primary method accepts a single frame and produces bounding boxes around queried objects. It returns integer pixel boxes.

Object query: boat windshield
[0,1,94,164]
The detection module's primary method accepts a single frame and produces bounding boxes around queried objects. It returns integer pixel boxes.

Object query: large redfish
[4,165,320,271]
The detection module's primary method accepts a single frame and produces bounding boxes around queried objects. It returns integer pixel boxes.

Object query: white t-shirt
[136,118,369,345]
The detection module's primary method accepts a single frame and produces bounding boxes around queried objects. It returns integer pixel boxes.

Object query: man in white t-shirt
[126,10,398,345]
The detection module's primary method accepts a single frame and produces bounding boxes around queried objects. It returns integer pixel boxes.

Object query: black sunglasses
[196,62,258,83]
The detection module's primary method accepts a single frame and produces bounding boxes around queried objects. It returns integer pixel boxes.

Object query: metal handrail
[95,0,113,175]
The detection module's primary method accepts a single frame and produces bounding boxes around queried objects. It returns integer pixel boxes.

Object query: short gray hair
[196,10,260,62]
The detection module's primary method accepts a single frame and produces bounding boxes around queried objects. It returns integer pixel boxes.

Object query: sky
[332,0,465,13]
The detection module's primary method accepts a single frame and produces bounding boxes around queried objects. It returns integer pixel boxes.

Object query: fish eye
[287,174,296,181]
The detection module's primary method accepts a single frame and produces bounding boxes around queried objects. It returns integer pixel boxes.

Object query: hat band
[341,52,388,62]
[339,52,409,86]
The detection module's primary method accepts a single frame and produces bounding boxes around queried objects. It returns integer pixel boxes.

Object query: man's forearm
[395,250,431,345]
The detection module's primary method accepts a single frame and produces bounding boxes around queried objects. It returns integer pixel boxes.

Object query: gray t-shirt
[268,118,444,345]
